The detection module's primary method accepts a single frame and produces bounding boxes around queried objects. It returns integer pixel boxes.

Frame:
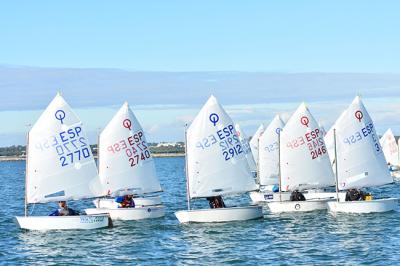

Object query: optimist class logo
[300,116,309,127]
[55,110,66,124]
[355,110,363,122]
[123,119,132,130]
[209,113,219,126]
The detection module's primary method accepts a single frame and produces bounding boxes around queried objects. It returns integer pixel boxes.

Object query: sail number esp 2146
[286,128,327,160]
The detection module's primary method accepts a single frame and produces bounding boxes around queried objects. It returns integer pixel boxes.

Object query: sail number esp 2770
[35,126,91,167]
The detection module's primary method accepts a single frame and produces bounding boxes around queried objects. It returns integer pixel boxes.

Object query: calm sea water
[1,157,399,265]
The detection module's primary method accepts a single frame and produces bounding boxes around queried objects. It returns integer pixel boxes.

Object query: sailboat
[249,124,265,170]
[235,123,257,173]
[326,96,398,213]
[249,115,290,203]
[318,122,327,136]
[267,103,336,213]
[380,128,400,178]
[174,96,263,223]
[15,93,111,230]
[85,102,165,220]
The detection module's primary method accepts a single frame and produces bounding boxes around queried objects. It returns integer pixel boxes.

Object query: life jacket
[207,196,225,208]
[115,195,135,208]
[49,208,79,216]
[345,189,365,201]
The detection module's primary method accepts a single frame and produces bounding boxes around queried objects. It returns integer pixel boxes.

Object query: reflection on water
[1,158,399,265]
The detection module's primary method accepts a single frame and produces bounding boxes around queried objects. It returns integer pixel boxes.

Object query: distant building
[156,142,184,148]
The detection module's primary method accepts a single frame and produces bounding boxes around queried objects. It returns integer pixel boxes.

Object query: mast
[97,128,102,204]
[97,129,100,175]
[256,137,260,187]
[334,128,339,202]
[184,124,190,210]
[24,131,29,217]
[278,129,282,202]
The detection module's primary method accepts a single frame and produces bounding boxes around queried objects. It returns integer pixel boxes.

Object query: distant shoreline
[0,153,185,162]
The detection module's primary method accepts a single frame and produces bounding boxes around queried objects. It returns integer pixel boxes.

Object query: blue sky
[1,1,400,72]
[1,1,400,146]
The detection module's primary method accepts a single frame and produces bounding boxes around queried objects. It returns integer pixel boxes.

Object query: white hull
[249,191,291,203]
[93,196,162,208]
[267,199,330,213]
[250,190,345,203]
[15,215,111,230]
[305,191,345,201]
[327,198,398,214]
[391,171,400,180]
[175,206,263,223]
[85,205,165,220]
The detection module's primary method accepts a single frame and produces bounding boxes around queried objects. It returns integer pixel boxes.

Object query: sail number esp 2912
[196,124,243,161]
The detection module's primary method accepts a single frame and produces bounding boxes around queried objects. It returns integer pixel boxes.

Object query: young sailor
[49,201,79,216]
[207,196,226,209]
[115,195,136,208]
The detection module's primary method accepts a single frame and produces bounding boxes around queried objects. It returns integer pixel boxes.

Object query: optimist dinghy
[249,115,290,203]
[174,96,263,223]
[326,96,398,213]
[249,124,265,172]
[267,103,336,213]
[85,102,165,220]
[235,123,257,173]
[15,93,111,230]
[380,128,400,178]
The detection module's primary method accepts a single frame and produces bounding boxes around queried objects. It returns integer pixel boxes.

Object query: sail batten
[187,96,257,198]
[27,94,103,204]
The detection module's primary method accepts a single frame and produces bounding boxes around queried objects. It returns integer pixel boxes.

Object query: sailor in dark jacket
[49,201,79,216]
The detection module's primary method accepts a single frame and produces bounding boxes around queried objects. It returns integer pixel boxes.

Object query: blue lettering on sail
[34,126,92,167]
[195,123,243,161]
[342,122,380,152]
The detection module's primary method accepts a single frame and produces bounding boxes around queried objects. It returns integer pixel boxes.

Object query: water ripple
[0,158,399,265]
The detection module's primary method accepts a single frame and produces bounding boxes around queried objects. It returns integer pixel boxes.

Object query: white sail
[318,122,327,137]
[280,103,335,191]
[27,93,103,203]
[249,124,265,167]
[380,128,399,166]
[98,102,162,196]
[258,115,285,186]
[325,96,392,189]
[399,137,400,163]
[235,123,257,172]
[187,96,257,198]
